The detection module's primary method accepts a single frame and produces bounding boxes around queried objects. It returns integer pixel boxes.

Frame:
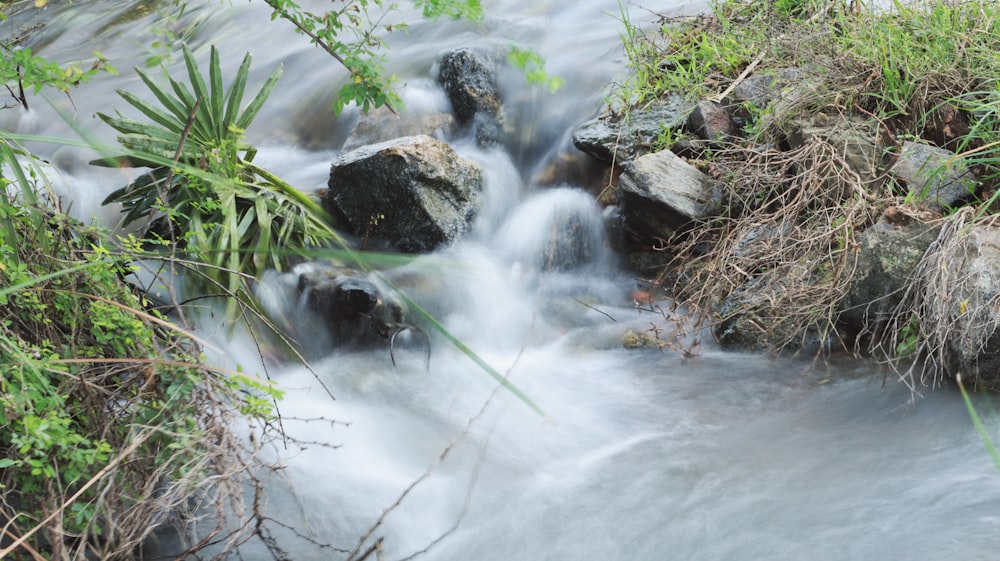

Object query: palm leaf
[224,53,253,131]
[113,89,185,133]
[135,67,191,126]
[235,64,282,131]
[207,46,226,139]
[182,45,218,143]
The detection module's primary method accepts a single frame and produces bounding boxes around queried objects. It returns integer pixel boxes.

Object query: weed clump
[0,150,279,561]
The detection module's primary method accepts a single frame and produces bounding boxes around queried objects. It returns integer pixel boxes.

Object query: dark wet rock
[438,46,505,146]
[714,274,831,354]
[616,148,719,245]
[891,141,977,211]
[572,95,696,164]
[324,135,483,253]
[341,105,456,152]
[838,215,941,333]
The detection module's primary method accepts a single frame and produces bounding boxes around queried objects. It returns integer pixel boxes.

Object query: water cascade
[7,0,1000,559]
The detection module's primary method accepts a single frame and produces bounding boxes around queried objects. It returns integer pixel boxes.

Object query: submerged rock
[341,105,456,152]
[324,135,483,253]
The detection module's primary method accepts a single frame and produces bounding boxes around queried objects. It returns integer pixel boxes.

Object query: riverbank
[575,0,1000,393]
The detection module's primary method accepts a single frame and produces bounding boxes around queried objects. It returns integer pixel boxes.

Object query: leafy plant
[98,44,343,306]
[0,141,280,561]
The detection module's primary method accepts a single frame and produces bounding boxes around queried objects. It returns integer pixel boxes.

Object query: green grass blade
[381,279,548,418]
[958,374,1000,472]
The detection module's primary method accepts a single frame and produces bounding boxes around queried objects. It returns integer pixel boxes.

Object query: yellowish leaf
[34,0,47,8]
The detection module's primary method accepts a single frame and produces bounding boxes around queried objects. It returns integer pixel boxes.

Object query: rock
[838,215,941,332]
[324,135,483,253]
[731,67,809,110]
[623,328,660,349]
[686,100,737,142]
[342,105,456,152]
[438,47,505,146]
[944,225,1000,389]
[572,94,696,163]
[714,274,831,354]
[616,149,719,245]
[787,115,887,191]
[891,141,977,211]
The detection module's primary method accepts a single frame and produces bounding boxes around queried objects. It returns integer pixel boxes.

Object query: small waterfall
[12,0,1000,559]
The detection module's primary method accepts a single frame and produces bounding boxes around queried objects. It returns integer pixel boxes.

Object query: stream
[6,0,1000,559]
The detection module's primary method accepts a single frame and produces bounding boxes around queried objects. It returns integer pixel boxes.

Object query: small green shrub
[98,45,343,310]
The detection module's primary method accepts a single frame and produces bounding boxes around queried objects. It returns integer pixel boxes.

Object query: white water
[8,0,1000,559]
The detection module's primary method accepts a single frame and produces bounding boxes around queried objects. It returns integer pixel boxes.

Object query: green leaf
[0,458,17,468]
[182,45,217,142]
[113,88,184,133]
[235,64,282,131]
[208,45,225,139]
[224,52,253,131]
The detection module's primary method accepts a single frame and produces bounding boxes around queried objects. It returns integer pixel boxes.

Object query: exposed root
[661,136,884,354]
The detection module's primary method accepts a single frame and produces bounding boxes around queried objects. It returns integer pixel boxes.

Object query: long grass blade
[957,374,1000,472]
[381,279,547,418]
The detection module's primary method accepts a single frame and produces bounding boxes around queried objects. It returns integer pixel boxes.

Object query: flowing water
[8,0,1000,559]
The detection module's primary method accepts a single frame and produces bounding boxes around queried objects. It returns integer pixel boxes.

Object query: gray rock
[838,216,941,332]
[944,225,1000,389]
[891,141,977,211]
[616,149,719,244]
[714,274,831,354]
[731,67,809,110]
[342,105,456,152]
[324,135,483,253]
[787,115,887,190]
[572,95,696,163]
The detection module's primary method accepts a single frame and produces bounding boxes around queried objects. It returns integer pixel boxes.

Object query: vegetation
[98,44,343,313]
[0,1,544,558]
[610,0,1000,389]
[0,143,284,561]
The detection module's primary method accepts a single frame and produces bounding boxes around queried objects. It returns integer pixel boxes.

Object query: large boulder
[838,212,940,333]
[944,225,1000,389]
[324,135,483,253]
[437,47,505,146]
[616,149,719,245]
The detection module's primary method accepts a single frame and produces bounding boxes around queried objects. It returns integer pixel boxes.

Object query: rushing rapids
[7,0,1000,559]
